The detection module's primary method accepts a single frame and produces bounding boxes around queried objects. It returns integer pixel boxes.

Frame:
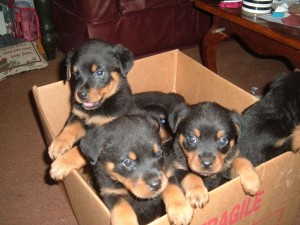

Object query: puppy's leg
[231,157,261,196]
[50,146,87,180]
[181,173,209,208]
[110,198,139,225]
[48,118,86,159]
[162,182,194,225]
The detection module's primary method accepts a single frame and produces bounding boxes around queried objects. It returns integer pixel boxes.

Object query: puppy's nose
[77,91,88,100]
[148,179,162,191]
[201,160,214,169]
[200,154,215,169]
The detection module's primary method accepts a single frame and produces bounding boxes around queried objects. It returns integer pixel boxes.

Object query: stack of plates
[242,0,273,14]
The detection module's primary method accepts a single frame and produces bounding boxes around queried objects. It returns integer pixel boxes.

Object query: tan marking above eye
[229,139,235,148]
[178,134,185,144]
[194,129,201,138]
[91,64,98,72]
[104,162,115,171]
[153,144,159,154]
[128,151,137,161]
[217,130,225,139]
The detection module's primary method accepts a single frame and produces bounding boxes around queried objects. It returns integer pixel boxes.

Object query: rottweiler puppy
[48,38,136,180]
[169,102,261,198]
[80,114,194,225]
[238,72,300,166]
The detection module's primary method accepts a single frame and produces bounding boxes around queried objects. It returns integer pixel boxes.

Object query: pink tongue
[83,102,95,108]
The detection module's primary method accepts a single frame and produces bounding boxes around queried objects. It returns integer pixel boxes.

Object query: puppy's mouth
[197,170,216,177]
[82,100,102,110]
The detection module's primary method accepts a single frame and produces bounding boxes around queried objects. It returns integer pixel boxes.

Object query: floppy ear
[230,110,242,136]
[80,127,106,166]
[168,102,189,133]
[113,44,134,77]
[66,50,75,80]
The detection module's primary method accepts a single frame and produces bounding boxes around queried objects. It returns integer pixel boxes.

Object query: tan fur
[50,146,87,180]
[231,157,261,196]
[48,120,86,159]
[111,198,139,225]
[101,188,129,196]
[162,183,194,225]
[181,173,209,208]
[291,125,300,152]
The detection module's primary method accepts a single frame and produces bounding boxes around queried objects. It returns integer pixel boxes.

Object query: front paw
[50,156,74,180]
[166,199,194,225]
[50,147,87,180]
[48,138,72,160]
[240,171,261,196]
[185,185,209,208]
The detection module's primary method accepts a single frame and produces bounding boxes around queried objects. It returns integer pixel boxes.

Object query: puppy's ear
[66,50,74,80]
[113,44,134,77]
[168,103,189,133]
[230,110,242,136]
[80,127,106,166]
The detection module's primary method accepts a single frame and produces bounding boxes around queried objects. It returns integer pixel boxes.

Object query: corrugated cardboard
[32,50,300,225]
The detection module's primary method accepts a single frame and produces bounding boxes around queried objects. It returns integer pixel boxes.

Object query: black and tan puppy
[238,72,300,166]
[169,102,261,197]
[80,114,194,225]
[48,38,136,180]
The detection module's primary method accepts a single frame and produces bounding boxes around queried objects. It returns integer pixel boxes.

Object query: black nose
[77,91,88,100]
[200,154,215,169]
[201,160,214,169]
[148,179,162,191]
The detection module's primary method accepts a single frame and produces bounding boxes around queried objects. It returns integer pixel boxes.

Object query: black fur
[80,114,177,225]
[238,72,300,166]
[169,102,241,191]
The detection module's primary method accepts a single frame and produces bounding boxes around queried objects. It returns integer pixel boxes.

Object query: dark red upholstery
[52,0,211,57]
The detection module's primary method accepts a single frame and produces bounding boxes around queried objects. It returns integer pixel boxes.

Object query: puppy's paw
[50,147,87,180]
[181,173,209,208]
[240,171,261,196]
[166,199,194,225]
[185,185,209,208]
[50,156,74,180]
[48,138,72,160]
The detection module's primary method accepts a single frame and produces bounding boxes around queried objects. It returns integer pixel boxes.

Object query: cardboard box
[32,50,300,225]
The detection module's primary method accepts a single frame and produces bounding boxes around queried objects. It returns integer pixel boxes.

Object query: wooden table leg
[201,16,230,73]
[34,0,57,60]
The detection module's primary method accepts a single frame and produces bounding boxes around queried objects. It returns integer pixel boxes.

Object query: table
[195,0,300,73]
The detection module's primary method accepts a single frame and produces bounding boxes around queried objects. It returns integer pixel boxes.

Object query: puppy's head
[169,102,241,176]
[66,38,134,110]
[80,115,168,199]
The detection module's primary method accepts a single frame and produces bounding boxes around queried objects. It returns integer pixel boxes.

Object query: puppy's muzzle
[77,90,88,100]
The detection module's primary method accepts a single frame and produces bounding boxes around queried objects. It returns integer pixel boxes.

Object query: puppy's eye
[155,149,163,158]
[218,137,229,149]
[187,135,197,144]
[72,71,79,79]
[122,159,135,170]
[95,69,104,77]
[160,118,167,125]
